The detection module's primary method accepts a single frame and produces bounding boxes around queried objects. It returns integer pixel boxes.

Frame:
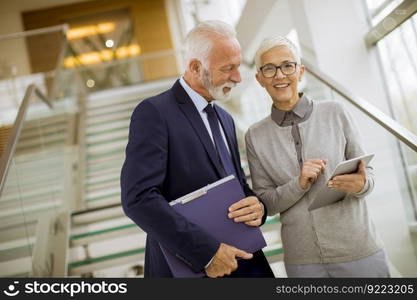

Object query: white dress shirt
[179,77,231,154]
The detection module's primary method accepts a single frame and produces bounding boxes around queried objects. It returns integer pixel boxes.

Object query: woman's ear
[298,64,305,81]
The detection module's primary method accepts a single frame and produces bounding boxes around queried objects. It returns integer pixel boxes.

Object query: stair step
[87,107,134,121]
[86,148,125,161]
[72,205,124,225]
[1,185,64,203]
[0,257,32,277]
[86,128,128,144]
[86,98,139,114]
[85,191,120,203]
[263,243,284,257]
[86,187,120,202]
[86,163,123,177]
[87,136,127,149]
[86,181,119,195]
[0,199,62,219]
[85,111,132,126]
[68,247,145,274]
[86,119,130,134]
[86,173,120,186]
[86,96,140,110]
[86,117,130,130]
[71,216,133,237]
[86,125,129,138]
[86,197,121,208]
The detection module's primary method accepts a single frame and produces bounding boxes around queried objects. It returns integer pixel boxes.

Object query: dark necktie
[204,104,236,177]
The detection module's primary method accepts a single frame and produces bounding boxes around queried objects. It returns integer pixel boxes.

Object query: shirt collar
[292,93,310,118]
[271,93,311,124]
[179,77,211,112]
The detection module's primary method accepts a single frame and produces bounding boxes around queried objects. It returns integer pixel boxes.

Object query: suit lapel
[172,80,225,178]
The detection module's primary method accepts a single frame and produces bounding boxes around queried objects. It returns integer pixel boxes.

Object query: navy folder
[159,175,267,277]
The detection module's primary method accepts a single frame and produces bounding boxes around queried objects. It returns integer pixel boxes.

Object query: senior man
[121,20,274,278]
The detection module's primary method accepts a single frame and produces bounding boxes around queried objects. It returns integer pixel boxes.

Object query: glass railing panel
[0,25,78,276]
[59,50,180,96]
[0,27,67,123]
[0,85,78,276]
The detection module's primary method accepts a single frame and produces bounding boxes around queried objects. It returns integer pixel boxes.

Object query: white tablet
[330,153,374,180]
[308,153,374,211]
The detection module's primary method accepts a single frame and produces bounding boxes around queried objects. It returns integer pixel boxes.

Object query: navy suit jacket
[120,80,272,277]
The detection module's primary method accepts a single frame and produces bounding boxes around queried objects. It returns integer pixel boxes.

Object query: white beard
[202,69,236,102]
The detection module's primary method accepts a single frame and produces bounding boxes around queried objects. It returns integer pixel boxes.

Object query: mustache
[220,82,236,89]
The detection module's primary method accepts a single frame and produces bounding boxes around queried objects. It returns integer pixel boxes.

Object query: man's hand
[228,196,264,226]
[299,159,327,190]
[205,243,253,278]
[328,160,366,193]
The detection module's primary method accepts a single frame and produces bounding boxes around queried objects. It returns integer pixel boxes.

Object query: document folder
[160,175,267,277]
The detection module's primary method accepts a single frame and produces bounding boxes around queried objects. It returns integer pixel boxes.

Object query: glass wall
[365,0,417,219]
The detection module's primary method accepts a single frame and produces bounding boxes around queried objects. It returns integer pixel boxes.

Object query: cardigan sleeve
[245,129,308,215]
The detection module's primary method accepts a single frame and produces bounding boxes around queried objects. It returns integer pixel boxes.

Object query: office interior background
[0,0,417,277]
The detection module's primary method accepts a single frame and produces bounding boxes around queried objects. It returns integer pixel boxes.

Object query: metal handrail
[0,24,68,41]
[0,24,69,197]
[302,60,417,153]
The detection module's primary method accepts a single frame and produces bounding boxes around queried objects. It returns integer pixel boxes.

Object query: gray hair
[254,36,301,70]
[183,20,238,69]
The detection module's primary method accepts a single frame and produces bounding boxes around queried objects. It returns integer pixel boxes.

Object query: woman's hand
[299,159,327,190]
[328,160,366,193]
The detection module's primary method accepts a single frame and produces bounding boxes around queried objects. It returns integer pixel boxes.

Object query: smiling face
[202,36,242,101]
[183,35,242,102]
[256,45,304,110]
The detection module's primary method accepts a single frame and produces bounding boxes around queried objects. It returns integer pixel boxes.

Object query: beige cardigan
[245,100,383,265]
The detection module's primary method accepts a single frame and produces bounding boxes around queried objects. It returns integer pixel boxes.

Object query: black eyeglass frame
[259,62,298,78]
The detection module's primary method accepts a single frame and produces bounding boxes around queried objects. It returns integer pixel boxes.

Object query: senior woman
[245,36,390,277]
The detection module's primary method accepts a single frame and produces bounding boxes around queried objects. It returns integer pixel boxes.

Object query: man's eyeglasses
[259,62,297,78]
